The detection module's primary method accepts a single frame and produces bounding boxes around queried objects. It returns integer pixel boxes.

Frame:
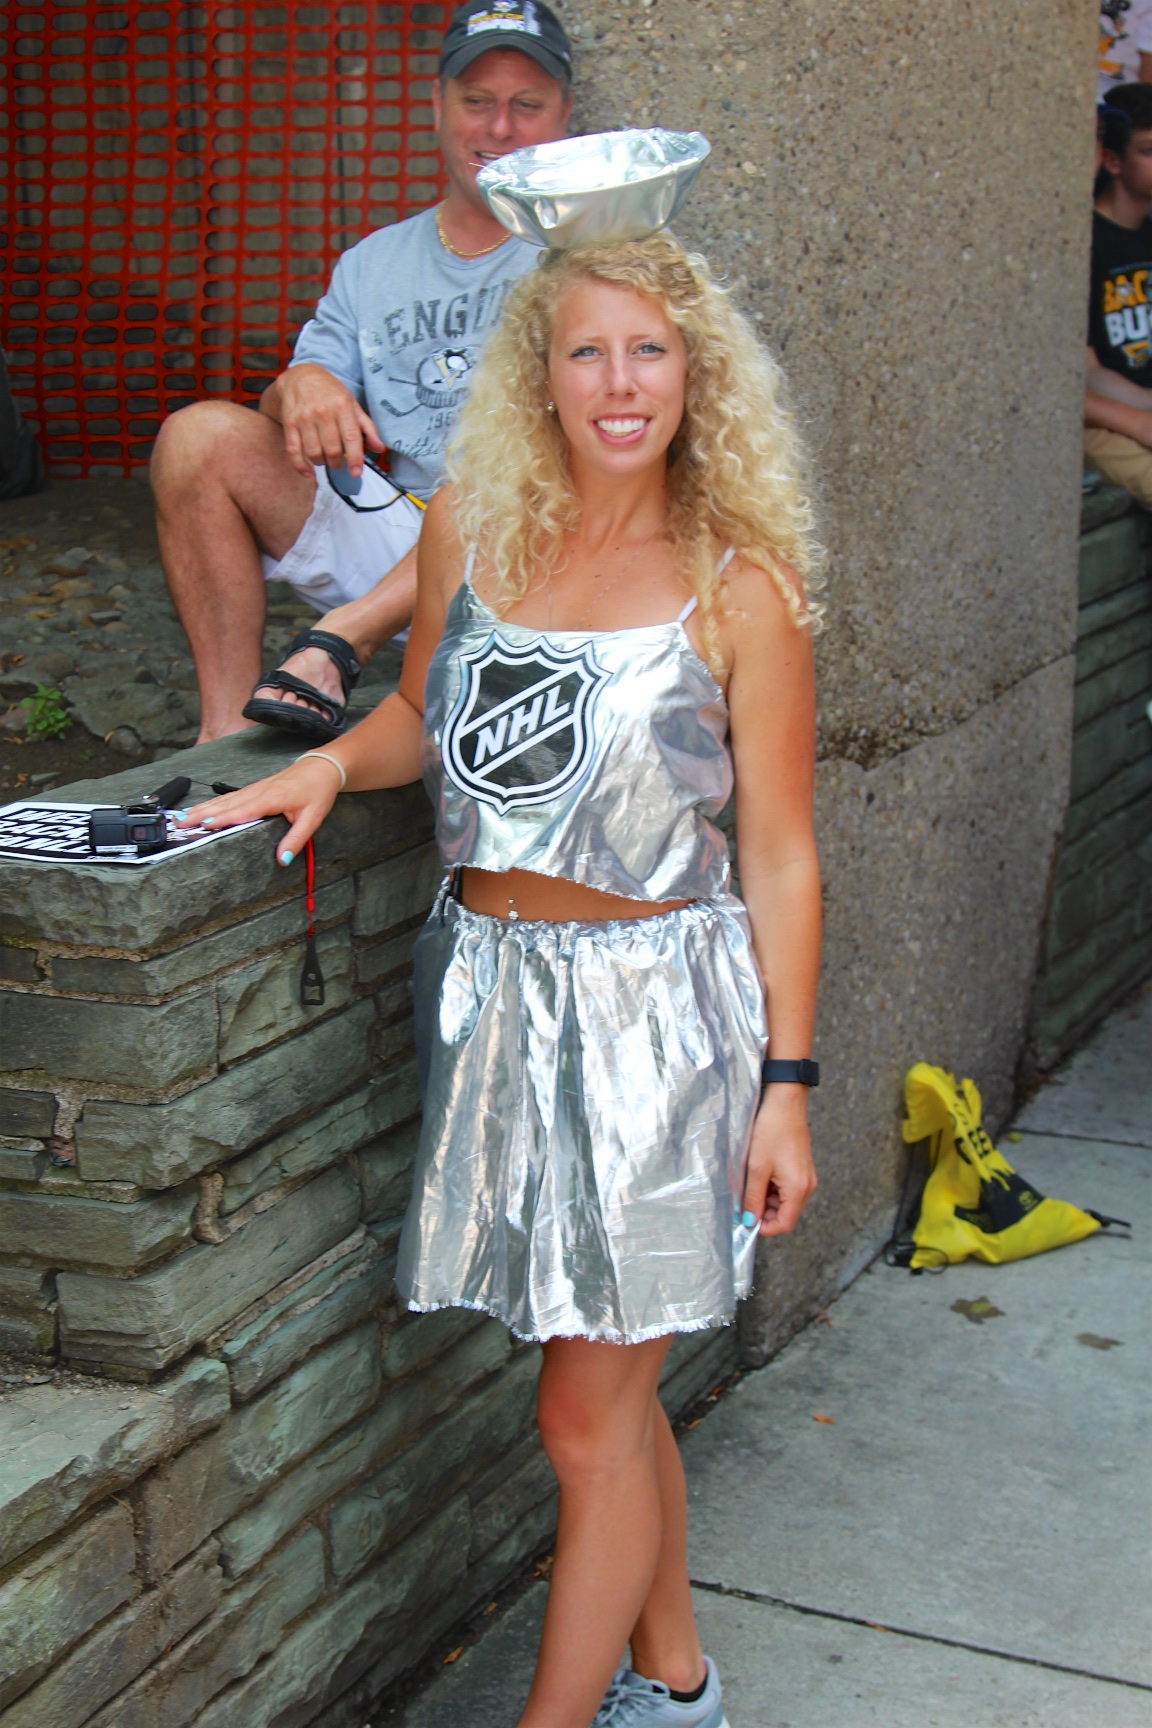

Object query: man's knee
[151,401,273,499]
[1083,428,1152,510]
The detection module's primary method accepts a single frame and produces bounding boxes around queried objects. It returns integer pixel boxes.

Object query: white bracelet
[298,750,347,792]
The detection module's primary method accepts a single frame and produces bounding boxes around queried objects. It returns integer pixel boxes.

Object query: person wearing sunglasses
[152,2,573,745]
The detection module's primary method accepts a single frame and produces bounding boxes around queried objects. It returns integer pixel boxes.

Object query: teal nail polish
[174,809,189,820]
[741,1210,757,1229]
[280,849,294,866]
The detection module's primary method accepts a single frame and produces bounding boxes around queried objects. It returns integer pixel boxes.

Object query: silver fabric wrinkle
[423,576,733,903]
[395,888,766,1345]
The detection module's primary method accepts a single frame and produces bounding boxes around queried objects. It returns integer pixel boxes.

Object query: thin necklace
[550,531,665,629]
[435,203,510,259]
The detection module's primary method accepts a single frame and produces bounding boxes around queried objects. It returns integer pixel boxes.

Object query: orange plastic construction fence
[1,3,453,478]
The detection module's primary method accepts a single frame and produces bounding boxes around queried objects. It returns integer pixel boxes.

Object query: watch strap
[762,1058,820,1088]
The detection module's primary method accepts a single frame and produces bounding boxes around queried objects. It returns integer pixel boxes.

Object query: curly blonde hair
[446,233,824,664]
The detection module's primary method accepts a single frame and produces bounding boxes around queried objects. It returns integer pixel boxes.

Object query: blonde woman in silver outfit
[184,232,823,1728]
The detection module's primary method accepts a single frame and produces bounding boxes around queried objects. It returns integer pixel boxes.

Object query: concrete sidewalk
[382,985,1151,1728]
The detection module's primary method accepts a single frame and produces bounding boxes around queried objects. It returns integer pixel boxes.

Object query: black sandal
[241,628,362,744]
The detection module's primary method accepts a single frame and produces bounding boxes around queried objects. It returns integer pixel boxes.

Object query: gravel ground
[0,476,400,803]
[0,1345,113,1399]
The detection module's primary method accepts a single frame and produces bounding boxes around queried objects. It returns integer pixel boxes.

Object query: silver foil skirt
[395,886,767,1344]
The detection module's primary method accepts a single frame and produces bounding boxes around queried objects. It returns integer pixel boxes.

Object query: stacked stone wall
[1029,486,1152,1067]
[0,735,733,1728]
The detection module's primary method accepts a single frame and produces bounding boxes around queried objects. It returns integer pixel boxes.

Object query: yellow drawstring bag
[889,1063,1125,1270]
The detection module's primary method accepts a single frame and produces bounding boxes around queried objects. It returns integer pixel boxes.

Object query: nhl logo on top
[442,631,609,814]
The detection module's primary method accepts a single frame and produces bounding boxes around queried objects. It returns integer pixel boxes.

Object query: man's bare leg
[247,543,418,717]
[155,400,420,740]
[152,402,317,741]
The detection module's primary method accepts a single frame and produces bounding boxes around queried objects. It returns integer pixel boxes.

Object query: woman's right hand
[176,756,343,866]
[275,362,385,478]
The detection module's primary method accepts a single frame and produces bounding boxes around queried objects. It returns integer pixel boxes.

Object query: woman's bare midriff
[461,866,691,923]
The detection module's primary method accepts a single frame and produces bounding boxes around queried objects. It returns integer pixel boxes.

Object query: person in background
[1085,82,1152,506]
[1099,1,1152,102]
[151,1,572,744]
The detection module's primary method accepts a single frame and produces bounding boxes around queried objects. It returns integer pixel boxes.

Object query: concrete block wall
[554,0,1095,1365]
[1029,486,1152,1068]
[0,733,734,1728]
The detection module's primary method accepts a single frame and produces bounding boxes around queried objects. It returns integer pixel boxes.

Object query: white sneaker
[591,1656,729,1727]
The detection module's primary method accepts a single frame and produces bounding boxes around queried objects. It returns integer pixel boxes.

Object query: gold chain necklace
[435,203,511,260]
[550,531,666,629]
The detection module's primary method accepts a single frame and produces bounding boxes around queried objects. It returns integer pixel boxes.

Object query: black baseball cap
[439,1,573,84]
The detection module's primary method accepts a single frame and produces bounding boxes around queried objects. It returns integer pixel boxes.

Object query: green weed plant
[24,685,71,741]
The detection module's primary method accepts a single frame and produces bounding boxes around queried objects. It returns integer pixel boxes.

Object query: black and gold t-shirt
[1089,210,1152,380]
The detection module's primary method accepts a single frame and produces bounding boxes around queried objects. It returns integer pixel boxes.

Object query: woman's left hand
[741,1087,818,1237]
[175,757,343,865]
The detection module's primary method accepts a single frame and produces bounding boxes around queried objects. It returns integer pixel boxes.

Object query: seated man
[1085,82,1152,506]
[152,1,572,742]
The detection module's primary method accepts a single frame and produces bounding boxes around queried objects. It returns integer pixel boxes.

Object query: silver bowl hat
[476,128,711,250]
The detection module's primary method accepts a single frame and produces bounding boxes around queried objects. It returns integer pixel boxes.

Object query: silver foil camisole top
[422,552,734,902]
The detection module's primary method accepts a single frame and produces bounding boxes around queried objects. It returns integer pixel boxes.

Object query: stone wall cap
[0,733,434,950]
[1081,481,1139,536]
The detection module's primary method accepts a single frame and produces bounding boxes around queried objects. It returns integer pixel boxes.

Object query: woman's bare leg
[518,1334,704,1728]
[627,1401,706,1693]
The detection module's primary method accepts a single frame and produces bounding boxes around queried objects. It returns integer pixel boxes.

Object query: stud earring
[545,400,556,413]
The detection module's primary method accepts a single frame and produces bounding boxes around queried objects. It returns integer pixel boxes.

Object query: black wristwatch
[762,1058,820,1088]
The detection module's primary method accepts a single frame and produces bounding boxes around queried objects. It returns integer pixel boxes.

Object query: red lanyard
[300,836,325,1005]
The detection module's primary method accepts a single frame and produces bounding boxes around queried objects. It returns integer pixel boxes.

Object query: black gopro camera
[88,804,170,858]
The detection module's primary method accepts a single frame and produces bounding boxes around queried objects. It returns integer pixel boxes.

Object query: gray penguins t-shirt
[290,207,539,497]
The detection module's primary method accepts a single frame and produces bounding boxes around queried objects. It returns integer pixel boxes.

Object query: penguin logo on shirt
[366,345,480,416]
[414,349,477,408]
[443,632,610,813]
